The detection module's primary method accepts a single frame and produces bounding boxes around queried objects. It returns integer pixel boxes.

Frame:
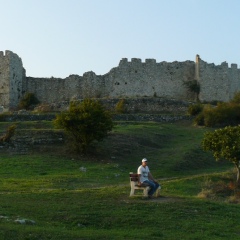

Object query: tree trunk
[235,163,240,185]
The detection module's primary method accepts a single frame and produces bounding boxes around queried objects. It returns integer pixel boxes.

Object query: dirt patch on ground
[127,196,183,203]
[149,196,183,203]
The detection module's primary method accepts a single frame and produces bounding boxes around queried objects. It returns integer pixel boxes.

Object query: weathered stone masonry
[1,50,240,110]
[0,51,25,110]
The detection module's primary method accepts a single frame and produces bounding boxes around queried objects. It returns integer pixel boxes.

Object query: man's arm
[138,174,141,185]
[148,172,157,183]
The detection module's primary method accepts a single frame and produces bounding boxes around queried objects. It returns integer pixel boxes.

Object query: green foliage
[194,102,240,127]
[0,124,16,143]
[194,92,240,127]
[230,91,240,104]
[184,80,200,101]
[54,99,114,153]
[18,92,40,110]
[0,122,238,239]
[202,126,240,183]
[187,103,203,116]
[115,99,127,113]
[193,112,205,126]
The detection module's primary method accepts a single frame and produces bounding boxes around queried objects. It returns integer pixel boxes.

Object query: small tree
[54,99,114,153]
[202,126,240,184]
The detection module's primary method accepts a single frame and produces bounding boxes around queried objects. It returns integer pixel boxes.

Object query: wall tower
[0,50,25,110]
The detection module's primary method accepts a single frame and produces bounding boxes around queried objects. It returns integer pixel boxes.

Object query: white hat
[142,158,148,162]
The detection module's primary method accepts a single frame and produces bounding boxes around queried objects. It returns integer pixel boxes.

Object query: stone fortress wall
[25,58,196,105]
[197,56,240,102]
[1,50,240,110]
[0,51,25,110]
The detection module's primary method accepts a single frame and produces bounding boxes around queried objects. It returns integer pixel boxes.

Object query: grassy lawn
[0,120,239,239]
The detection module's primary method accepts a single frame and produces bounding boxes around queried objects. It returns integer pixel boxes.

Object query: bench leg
[143,186,150,197]
[155,186,161,197]
[130,188,135,197]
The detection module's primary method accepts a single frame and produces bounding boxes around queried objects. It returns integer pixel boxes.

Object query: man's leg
[143,180,159,196]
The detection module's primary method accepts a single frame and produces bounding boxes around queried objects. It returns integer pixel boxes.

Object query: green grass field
[0,120,239,239]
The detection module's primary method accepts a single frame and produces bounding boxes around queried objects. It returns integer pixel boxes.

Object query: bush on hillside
[115,99,127,114]
[184,80,200,101]
[19,92,40,110]
[0,124,16,143]
[230,91,240,104]
[203,103,240,127]
[193,112,205,126]
[54,99,114,153]
[193,92,240,127]
[187,103,203,116]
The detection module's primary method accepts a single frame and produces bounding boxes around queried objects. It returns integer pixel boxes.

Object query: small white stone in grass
[79,167,87,172]
[14,219,36,225]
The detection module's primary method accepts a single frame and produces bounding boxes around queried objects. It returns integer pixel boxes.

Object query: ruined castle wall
[198,59,240,102]
[21,56,240,105]
[0,50,24,110]
[82,71,106,98]
[8,51,25,109]
[101,58,195,100]
[229,64,240,99]
[0,51,10,109]
[2,50,240,110]
[24,75,84,103]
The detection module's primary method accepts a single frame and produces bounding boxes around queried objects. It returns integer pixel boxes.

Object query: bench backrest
[129,172,138,182]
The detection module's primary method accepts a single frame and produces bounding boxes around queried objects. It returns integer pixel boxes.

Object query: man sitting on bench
[137,158,160,198]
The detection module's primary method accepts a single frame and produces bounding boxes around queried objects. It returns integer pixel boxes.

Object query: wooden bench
[129,172,160,197]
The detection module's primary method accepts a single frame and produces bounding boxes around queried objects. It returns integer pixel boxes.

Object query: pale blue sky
[1,0,239,77]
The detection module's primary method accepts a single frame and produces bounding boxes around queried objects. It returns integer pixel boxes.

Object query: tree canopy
[54,99,114,153]
[202,126,240,183]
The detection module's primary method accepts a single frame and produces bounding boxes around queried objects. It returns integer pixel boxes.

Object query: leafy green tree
[54,99,114,153]
[202,126,240,183]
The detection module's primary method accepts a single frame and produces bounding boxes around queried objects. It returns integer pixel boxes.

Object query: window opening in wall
[135,70,137,73]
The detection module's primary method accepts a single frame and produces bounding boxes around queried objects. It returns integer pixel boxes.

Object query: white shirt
[137,165,150,183]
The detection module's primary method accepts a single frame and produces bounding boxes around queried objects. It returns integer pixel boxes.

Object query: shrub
[115,99,127,113]
[19,93,40,110]
[204,103,240,127]
[0,124,16,143]
[54,99,114,153]
[184,80,200,101]
[230,91,240,104]
[187,103,203,116]
[198,179,233,199]
[193,112,205,126]
[194,101,240,127]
